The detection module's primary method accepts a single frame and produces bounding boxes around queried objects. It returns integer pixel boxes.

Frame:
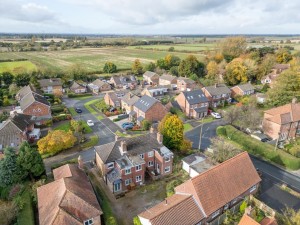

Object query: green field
[0,47,206,73]
[0,61,37,74]
[126,43,217,52]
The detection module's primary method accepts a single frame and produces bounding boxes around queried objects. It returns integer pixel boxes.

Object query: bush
[67,92,92,98]
[166,179,183,197]
[113,118,121,122]
[51,105,65,114]
[133,216,142,225]
[217,125,300,170]
[52,114,72,122]
[141,120,151,131]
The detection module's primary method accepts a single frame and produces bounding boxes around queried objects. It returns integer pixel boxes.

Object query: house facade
[37,164,103,225]
[139,152,261,225]
[38,78,63,96]
[177,77,196,91]
[143,71,159,85]
[121,92,140,114]
[175,89,209,119]
[20,92,51,118]
[129,95,168,125]
[16,85,43,102]
[95,131,173,195]
[104,92,122,108]
[262,101,300,141]
[159,74,177,87]
[141,86,170,99]
[202,84,232,108]
[231,83,255,98]
[69,81,87,93]
[110,75,137,89]
[88,79,111,94]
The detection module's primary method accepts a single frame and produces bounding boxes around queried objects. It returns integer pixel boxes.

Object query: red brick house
[37,164,103,225]
[202,84,232,108]
[69,81,87,93]
[139,152,261,225]
[159,74,177,87]
[231,83,255,98]
[175,89,209,119]
[38,78,63,96]
[16,85,43,102]
[0,113,40,150]
[129,95,168,125]
[104,91,125,108]
[94,131,174,195]
[143,71,159,85]
[262,101,300,141]
[177,77,196,91]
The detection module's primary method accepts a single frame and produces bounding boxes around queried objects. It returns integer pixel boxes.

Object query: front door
[114,182,121,192]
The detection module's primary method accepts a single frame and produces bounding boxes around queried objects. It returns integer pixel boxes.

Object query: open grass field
[0,61,37,74]
[126,43,217,52]
[0,47,206,73]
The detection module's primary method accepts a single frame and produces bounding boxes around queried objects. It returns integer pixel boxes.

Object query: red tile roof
[264,103,300,124]
[239,214,260,225]
[175,152,261,216]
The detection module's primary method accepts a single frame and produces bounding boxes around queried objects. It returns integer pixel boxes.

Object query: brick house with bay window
[94,130,174,195]
[38,78,63,96]
[202,84,232,108]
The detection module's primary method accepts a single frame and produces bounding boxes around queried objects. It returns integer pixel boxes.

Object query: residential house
[130,95,168,125]
[38,78,63,96]
[231,83,255,98]
[159,74,177,88]
[88,79,111,94]
[94,131,173,195]
[121,92,140,114]
[143,71,159,85]
[16,85,43,102]
[110,75,137,89]
[37,164,103,225]
[104,91,125,108]
[139,152,261,225]
[69,81,87,93]
[177,77,196,91]
[181,153,214,178]
[0,113,40,150]
[202,84,232,107]
[262,100,300,141]
[239,213,277,225]
[261,64,290,87]
[175,89,209,118]
[141,85,170,99]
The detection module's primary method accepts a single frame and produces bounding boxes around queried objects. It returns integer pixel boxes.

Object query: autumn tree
[145,62,156,72]
[276,48,292,63]
[276,208,300,225]
[213,53,224,63]
[132,59,143,75]
[210,137,241,163]
[103,62,117,73]
[220,36,247,62]
[224,59,248,85]
[14,73,31,87]
[66,63,88,81]
[37,130,77,155]
[267,70,300,106]
[17,141,45,181]
[0,147,20,187]
[243,58,257,81]
[178,55,204,78]
[164,54,181,70]
[257,54,276,80]
[206,61,219,82]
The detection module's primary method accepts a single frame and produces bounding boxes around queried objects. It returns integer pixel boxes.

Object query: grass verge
[54,121,71,131]
[217,125,300,170]
[84,99,101,115]
[97,115,103,120]
[183,123,193,133]
[68,107,78,116]
[17,188,35,225]
[81,135,99,149]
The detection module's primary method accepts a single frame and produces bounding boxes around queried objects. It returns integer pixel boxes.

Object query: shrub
[51,105,65,113]
[166,180,183,197]
[141,120,151,131]
[67,92,92,98]
[52,114,72,122]
[133,216,142,225]
[113,118,121,122]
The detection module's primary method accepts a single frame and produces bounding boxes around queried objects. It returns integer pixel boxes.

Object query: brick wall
[23,102,51,117]
[145,102,168,122]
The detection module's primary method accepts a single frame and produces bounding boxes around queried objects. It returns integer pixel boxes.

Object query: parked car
[75,107,82,113]
[109,107,116,112]
[122,122,134,128]
[87,120,94,126]
[211,112,221,119]
[123,124,134,130]
[251,133,271,142]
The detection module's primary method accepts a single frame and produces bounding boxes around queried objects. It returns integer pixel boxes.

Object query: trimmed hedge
[52,114,72,122]
[67,92,92,98]
[217,125,300,170]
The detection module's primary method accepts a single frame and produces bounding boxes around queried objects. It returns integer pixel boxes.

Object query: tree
[168,47,175,52]
[14,73,31,87]
[210,137,241,163]
[267,70,300,106]
[103,62,117,74]
[2,96,10,106]
[223,106,242,125]
[145,62,156,72]
[220,36,247,62]
[141,119,151,130]
[164,54,180,70]
[0,147,20,187]
[224,59,248,85]
[37,130,77,155]
[2,72,14,86]
[206,61,219,82]
[178,55,204,78]
[243,58,257,81]
[17,142,45,181]
[276,48,292,63]
[258,54,276,80]
[169,66,179,76]
[66,63,88,81]
[214,53,224,63]
[132,59,143,75]
[276,208,300,225]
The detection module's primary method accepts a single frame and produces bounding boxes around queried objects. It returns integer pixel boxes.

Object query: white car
[211,112,221,119]
[87,120,94,126]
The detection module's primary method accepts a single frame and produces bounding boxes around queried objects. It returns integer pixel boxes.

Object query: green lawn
[183,123,193,132]
[54,121,71,131]
[68,107,78,116]
[81,135,99,149]
[17,188,35,225]
[126,43,217,52]
[84,99,101,115]
[97,115,103,120]
[199,116,214,124]
[0,61,37,74]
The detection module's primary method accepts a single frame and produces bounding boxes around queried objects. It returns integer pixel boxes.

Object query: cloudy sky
[1,0,299,34]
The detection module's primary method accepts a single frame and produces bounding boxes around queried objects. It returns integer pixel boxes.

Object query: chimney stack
[165,199,168,205]
[292,98,297,104]
[78,155,84,170]
[120,140,127,154]
[157,132,163,144]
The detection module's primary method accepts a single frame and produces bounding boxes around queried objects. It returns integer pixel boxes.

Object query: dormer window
[84,218,93,225]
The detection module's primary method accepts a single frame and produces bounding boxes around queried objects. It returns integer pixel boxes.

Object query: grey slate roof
[17,85,43,100]
[38,78,62,87]
[92,79,107,88]
[183,89,208,105]
[20,92,50,110]
[134,95,158,113]
[116,155,133,169]
[121,92,140,106]
[159,74,177,82]
[143,71,158,78]
[70,81,86,90]
[137,116,144,122]
[203,84,231,96]
[234,83,255,92]
[194,107,208,113]
[177,77,195,84]
[95,133,165,164]
[111,75,137,86]
[107,168,121,183]
[107,92,120,104]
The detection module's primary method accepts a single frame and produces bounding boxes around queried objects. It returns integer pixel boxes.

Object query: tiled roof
[260,217,278,225]
[17,85,42,100]
[139,194,205,225]
[177,77,195,84]
[159,74,177,82]
[134,95,159,113]
[92,79,107,88]
[106,92,120,104]
[264,103,300,124]
[39,78,62,87]
[175,152,261,216]
[203,84,231,96]
[238,214,260,225]
[111,75,137,85]
[37,164,102,225]
[20,92,50,110]
[234,83,255,92]
[121,92,140,106]
[70,81,86,90]
[143,71,158,78]
[182,89,208,105]
[273,64,290,71]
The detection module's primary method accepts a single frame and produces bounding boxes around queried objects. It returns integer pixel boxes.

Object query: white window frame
[164,166,170,173]
[148,151,154,157]
[125,179,132,186]
[136,175,142,182]
[135,164,142,171]
[165,156,170,162]
[148,161,154,167]
[140,154,144,159]
[125,168,131,175]
[211,209,220,219]
[224,203,229,210]
[84,218,93,225]
[107,162,114,169]
[114,183,121,192]
[249,184,257,193]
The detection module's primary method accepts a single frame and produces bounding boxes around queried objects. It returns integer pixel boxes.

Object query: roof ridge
[50,183,67,225]
[191,152,248,181]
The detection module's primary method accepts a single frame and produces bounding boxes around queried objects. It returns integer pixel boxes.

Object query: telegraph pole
[198,117,204,151]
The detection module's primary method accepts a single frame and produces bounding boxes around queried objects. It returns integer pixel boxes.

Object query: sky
[1,0,300,34]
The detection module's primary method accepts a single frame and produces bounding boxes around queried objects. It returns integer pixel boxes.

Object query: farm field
[0,47,206,73]
[0,61,37,74]
[126,43,217,52]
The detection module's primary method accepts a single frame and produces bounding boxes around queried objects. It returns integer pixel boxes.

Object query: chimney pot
[157,132,163,144]
[120,140,127,154]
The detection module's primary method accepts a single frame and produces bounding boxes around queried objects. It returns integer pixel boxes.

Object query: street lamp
[274,132,281,151]
[198,116,204,151]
